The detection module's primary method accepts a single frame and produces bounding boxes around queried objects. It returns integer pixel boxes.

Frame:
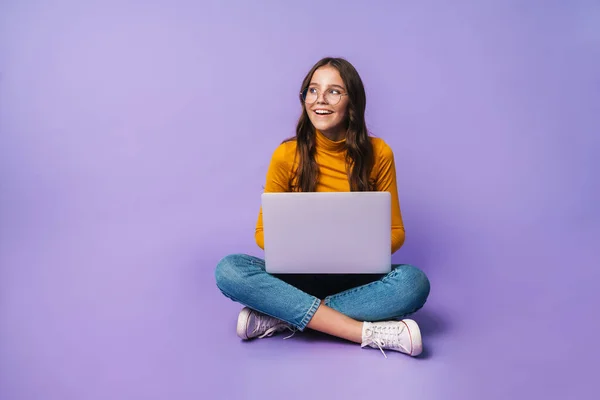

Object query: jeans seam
[326,279,381,301]
[326,267,405,302]
[298,297,321,331]
[323,265,427,322]
[219,284,312,330]
[216,256,321,331]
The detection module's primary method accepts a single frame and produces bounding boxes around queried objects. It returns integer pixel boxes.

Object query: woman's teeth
[315,110,333,115]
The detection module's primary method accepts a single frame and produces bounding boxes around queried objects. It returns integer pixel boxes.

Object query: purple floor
[1,213,597,399]
[1,1,599,399]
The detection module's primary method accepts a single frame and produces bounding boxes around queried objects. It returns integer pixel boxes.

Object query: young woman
[215,57,430,358]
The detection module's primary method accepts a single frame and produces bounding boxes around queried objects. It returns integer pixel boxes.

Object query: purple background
[1,1,599,399]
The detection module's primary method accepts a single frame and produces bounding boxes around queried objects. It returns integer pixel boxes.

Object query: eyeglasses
[300,87,348,105]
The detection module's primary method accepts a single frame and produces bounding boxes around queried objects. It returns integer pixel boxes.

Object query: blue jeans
[215,254,431,331]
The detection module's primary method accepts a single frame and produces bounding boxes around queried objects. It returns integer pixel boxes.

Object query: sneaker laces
[254,315,297,339]
[361,323,409,358]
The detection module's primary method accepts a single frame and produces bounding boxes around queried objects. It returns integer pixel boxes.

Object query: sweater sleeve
[374,143,406,253]
[255,144,292,249]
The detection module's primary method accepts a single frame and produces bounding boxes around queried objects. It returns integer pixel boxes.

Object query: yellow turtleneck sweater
[255,130,406,254]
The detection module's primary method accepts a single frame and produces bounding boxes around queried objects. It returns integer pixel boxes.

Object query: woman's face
[305,66,349,140]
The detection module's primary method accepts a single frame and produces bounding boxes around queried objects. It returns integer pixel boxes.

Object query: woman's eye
[329,89,340,95]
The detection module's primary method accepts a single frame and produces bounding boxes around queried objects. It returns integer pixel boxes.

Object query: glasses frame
[299,87,349,106]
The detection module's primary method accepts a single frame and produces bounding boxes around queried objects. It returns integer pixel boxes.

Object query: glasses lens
[325,91,341,105]
[302,88,317,104]
[301,88,342,104]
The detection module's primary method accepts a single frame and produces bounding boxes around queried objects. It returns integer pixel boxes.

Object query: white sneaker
[236,307,296,340]
[361,319,423,358]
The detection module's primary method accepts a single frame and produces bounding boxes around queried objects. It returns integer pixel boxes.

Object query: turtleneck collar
[315,129,346,153]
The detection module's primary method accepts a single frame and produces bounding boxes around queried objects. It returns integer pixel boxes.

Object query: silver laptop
[261,191,391,274]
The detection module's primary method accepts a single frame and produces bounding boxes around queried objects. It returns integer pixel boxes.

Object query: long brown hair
[285,57,375,192]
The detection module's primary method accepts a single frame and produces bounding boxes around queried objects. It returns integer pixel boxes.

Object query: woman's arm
[374,143,406,254]
[255,144,292,249]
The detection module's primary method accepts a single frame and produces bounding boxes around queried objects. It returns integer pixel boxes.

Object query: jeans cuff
[297,297,321,331]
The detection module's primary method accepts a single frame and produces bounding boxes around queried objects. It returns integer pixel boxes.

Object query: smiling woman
[288,58,375,193]
[303,67,350,139]
[214,57,431,358]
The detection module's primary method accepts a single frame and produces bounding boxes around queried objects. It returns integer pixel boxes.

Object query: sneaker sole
[236,307,252,340]
[402,319,423,356]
